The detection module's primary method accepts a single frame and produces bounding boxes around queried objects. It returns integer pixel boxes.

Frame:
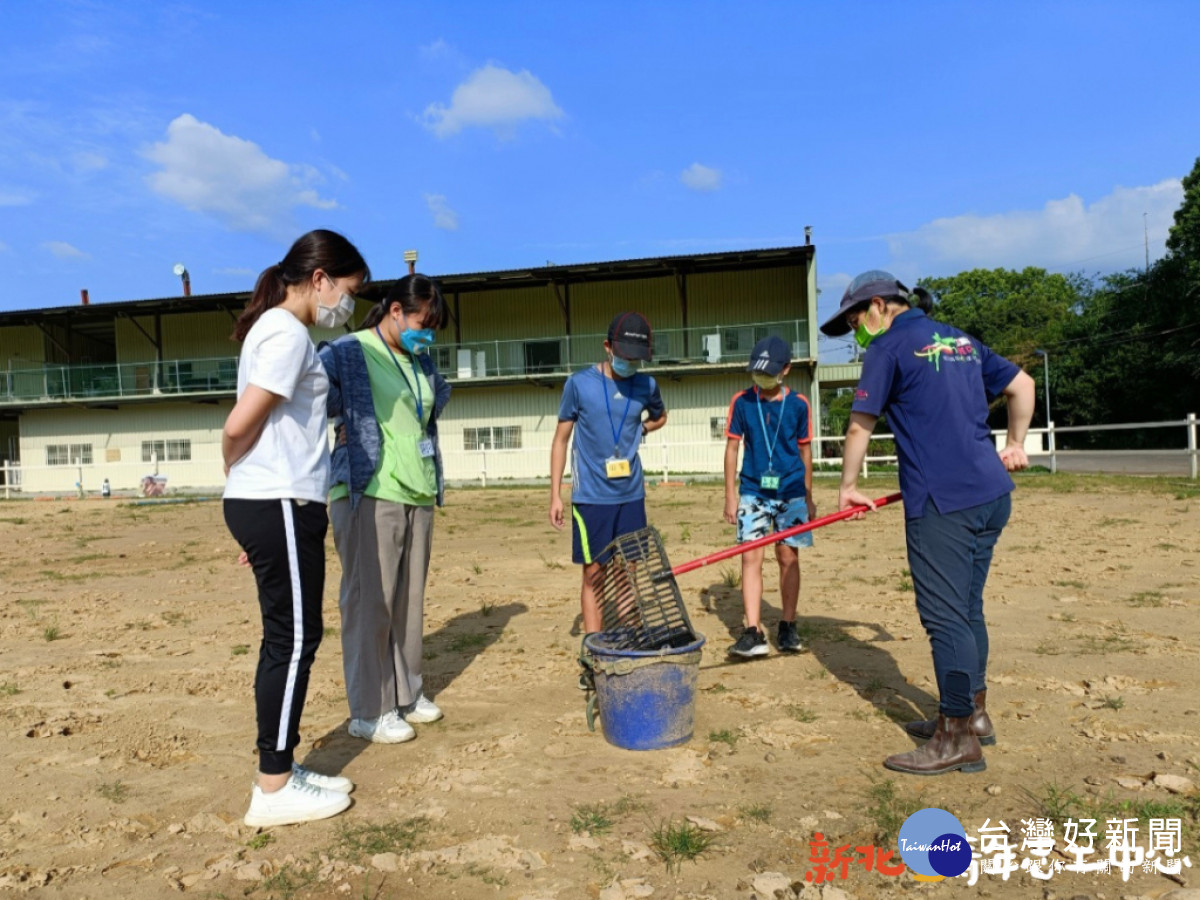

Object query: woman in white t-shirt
[222,229,368,828]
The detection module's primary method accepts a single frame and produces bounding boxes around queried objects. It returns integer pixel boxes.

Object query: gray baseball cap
[819,269,912,337]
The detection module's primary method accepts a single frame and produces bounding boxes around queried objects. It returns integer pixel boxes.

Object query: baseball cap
[607,312,653,361]
[819,269,912,337]
[747,335,791,376]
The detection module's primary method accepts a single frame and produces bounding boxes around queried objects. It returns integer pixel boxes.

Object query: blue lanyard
[754,386,787,469]
[376,327,425,425]
[601,368,634,456]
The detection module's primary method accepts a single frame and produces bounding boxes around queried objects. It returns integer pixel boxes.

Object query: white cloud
[214,266,256,277]
[420,38,451,59]
[422,64,564,138]
[424,193,459,230]
[42,241,89,260]
[680,162,722,193]
[144,114,338,235]
[0,241,10,253]
[888,179,1184,274]
[71,151,108,172]
[0,189,34,206]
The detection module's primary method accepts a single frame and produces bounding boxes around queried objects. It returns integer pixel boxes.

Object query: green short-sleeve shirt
[329,329,436,506]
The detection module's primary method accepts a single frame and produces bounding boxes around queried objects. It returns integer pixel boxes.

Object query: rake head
[591,526,696,651]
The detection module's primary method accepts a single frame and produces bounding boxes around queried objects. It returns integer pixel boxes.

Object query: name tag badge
[605,457,632,479]
[417,437,436,458]
[760,471,780,491]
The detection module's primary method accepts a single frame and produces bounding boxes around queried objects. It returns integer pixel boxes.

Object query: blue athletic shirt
[558,365,666,505]
[850,308,1021,519]
[725,386,812,501]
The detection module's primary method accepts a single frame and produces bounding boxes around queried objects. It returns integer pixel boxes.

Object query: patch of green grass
[324,624,340,637]
[1101,695,1125,710]
[43,623,62,642]
[471,563,483,575]
[680,525,692,543]
[864,778,923,844]
[719,567,741,589]
[1052,579,1087,589]
[785,703,818,723]
[703,682,729,694]
[806,666,829,680]
[0,516,28,525]
[1034,640,1063,656]
[480,601,495,616]
[67,553,106,564]
[259,862,316,897]
[1060,612,1077,623]
[17,599,46,620]
[895,577,913,592]
[740,803,772,824]
[448,633,488,652]
[649,818,715,874]
[1078,631,1135,654]
[160,610,190,626]
[336,818,428,858]
[1021,780,1082,819]
[231,644,250,656]
[538,553,565,570]
[1156,542,1182,551]
[708,729,738,747]
[864,676,887,693]
[464,863,507,886]
[0,682,20,696]
[97,781,129,803]
[246,831,275,850]
[1097,516,1138,527]
[570,803,613,836]
[1126,590,1164,608]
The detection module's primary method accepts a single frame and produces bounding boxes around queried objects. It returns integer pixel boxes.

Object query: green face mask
[751,372,781,390]
[854,306,888,349]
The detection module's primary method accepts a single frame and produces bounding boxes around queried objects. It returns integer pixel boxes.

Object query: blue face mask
[399,324,435,355]
[610,354,640,379]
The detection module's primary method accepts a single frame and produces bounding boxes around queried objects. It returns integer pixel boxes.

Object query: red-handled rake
[590,492,903,651]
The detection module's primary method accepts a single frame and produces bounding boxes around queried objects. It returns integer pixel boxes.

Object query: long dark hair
[359,273,449,333]
[232,229,370,342]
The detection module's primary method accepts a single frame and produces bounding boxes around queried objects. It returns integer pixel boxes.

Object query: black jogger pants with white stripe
[224,498,327,775]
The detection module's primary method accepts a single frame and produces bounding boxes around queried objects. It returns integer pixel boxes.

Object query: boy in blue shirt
[549,313,668,683]
[723,336,815,658]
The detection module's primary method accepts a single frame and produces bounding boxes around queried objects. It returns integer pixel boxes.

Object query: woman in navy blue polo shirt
[822,270,1035,776]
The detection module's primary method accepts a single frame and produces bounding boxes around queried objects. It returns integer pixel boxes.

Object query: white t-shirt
[223,307,330,503]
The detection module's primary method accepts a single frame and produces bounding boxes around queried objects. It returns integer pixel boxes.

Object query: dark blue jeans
[905,493,1011,718]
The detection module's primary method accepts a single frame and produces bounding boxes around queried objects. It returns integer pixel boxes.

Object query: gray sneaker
[729,627,768,658]
[777,620,805,653]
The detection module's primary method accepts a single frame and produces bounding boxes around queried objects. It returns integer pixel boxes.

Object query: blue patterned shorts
[736,495,813,548]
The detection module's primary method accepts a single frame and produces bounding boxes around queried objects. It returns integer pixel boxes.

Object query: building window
[710,416,727,440]
[463,426,522,451]
[142,439,191,462]
[46,443,92,466]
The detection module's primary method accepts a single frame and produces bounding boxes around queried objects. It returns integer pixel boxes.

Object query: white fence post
[1048,421,1057,475]
[480,449,488,488]
[2,461,8,500]
[661,441,669,484]
[1189,412,1197,480]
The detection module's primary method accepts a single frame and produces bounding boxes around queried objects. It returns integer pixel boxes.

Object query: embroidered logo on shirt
[914,334,978,371]
[856,389,869,400]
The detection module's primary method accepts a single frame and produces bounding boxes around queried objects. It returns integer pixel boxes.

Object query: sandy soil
[1,476,1198,900]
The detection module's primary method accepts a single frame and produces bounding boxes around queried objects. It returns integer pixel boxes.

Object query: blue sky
[2,1,1197,359]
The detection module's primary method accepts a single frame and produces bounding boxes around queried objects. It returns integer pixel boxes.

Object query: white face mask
[315,278,356,329]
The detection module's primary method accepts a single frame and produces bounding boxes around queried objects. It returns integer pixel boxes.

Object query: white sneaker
[348,709,416,743]
[243,778,351,827]
[401,693,443,724]
[292,763,354,794]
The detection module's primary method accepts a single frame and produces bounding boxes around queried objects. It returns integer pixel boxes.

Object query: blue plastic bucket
[584,632,705,751]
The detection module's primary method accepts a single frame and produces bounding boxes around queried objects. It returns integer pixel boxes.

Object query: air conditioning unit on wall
[703,333,721,363]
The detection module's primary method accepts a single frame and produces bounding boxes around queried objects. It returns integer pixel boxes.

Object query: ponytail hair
[909,286,933,314]
[232,229,369,342]
[358,273,449,333]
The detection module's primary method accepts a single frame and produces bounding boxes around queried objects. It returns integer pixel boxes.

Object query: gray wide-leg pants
[331,496,434,720]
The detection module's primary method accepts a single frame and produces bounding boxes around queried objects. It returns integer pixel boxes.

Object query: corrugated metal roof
[0,244,815,324]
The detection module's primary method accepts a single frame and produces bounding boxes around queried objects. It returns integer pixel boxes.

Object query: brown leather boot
[904,690,995,745]
[884,714,986,775]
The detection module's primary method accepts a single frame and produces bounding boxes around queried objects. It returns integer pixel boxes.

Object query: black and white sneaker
[777,620,805,653]
[729,627,769,658]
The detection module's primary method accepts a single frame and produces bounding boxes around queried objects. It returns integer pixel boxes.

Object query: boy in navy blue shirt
[723,336,814,658]
[550,313,668,683]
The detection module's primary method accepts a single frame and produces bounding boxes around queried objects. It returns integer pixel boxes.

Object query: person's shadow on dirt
[695,583,936,736]
[300,601,528,777]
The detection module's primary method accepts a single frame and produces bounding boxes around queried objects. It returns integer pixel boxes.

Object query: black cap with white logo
[607,312,653,361]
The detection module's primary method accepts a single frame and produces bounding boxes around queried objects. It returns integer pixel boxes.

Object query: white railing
[2,415,1196,498]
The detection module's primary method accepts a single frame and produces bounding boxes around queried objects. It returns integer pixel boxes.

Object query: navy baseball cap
[747,335,791,376]
[820,269,912,337]
[607,312,653,361]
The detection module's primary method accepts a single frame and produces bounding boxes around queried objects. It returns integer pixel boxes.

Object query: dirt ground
[1,475,1198,900]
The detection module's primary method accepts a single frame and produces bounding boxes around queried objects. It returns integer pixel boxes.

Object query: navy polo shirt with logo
[850,309,1020,519]
[725,386,812,501]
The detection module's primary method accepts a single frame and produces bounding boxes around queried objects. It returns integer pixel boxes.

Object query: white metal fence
[2,415,1196,498]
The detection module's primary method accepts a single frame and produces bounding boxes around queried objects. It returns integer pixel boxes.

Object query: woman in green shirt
[320,275,450,744]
